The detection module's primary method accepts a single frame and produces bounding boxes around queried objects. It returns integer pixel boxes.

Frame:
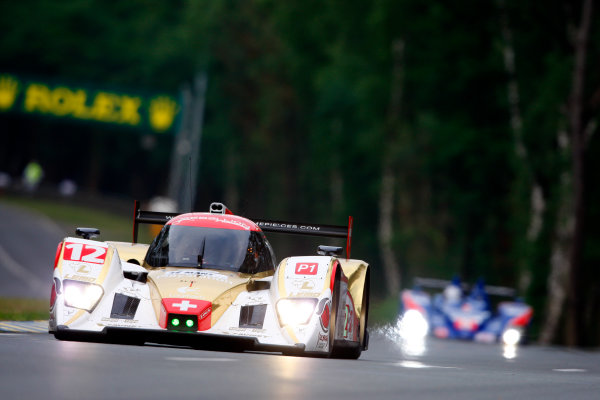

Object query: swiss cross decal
[295,262,319,275]
[162,298,211,317]
[172,300,198,311]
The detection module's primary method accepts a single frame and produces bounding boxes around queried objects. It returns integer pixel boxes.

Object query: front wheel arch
[330,267,368,359]
[359,267,370,350]
[328,267,341,357]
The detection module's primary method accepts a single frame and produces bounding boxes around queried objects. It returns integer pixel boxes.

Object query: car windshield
[144,225,275,274]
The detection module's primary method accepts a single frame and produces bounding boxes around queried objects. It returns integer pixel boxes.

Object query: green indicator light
[186,319,194,327]
[171,318,180,327]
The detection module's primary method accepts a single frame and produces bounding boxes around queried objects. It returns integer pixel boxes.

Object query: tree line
[1,0,599,346]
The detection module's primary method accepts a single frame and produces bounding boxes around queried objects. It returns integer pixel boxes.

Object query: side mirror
[317,245,343,256]
[76,227,100,240]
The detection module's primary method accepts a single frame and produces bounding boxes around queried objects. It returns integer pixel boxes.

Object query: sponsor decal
[316,332,329,349]
[343,304,352,338]
[63,242,107,264]
[76,265,92,274]
[0,73,180,133]
[289,292,322,298]
[199,307,212,321]
[228,327,268,337]
[295,262,318,275]
[171,215,252,230]
[119,286,144,295]
[163,270,229,282]
[292,280,316,291]
[256,222,322,232]
[63,274,95,283]
[100,317,139,326]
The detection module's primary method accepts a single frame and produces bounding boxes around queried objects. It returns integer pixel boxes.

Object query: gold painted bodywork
[340,259,370,346]
[339,259,369,317]
[145,268,273,327]
[319,258,369,316]
[105,241,277,328]
[106,241,150,265]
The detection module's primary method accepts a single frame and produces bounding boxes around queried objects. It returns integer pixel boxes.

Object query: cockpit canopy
[144,223,276,275]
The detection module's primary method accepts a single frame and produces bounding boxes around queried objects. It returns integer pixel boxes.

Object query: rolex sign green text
[0,74,180,133]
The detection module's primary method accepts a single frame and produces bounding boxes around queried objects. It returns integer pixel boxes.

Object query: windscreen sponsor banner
[0,73,180,133]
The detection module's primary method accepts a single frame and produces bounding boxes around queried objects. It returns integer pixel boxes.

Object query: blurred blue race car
[399,277,532,345]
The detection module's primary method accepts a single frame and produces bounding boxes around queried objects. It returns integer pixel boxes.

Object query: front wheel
[330,270,369,360]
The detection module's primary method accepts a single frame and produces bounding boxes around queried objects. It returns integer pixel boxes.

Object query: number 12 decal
[64,242,107,264]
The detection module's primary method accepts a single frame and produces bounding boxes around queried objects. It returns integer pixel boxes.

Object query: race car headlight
[399,309,429,340]
[63,279,104,312]
[276,298,318,327]
[502,328,522,346]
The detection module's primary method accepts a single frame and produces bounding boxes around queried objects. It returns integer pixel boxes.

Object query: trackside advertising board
[0,73,181,134]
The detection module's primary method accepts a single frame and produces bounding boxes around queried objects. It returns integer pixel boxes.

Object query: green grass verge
[369,297,399,327]
[0,298,48,321]
[0,194,153,242]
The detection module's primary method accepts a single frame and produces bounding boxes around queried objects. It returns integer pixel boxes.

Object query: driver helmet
[444,276,462,304]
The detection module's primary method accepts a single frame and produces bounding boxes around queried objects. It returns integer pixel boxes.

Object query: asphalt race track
[0,201,67,298]
[1,201,599,399]
[1,330,599,400]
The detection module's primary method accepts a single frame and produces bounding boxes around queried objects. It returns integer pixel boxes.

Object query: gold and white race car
[49,202,370,358]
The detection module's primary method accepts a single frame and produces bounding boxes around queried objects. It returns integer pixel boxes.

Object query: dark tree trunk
[378,38,405,296]
[566,0,593,347]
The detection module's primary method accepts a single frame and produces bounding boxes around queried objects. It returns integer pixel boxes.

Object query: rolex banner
[0,73,181,134]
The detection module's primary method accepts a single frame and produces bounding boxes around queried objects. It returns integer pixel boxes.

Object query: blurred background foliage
[1,0,599,346]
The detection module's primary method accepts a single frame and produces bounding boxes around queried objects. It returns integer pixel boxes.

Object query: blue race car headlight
[502,328,522,346]
[398,309,429,340]
[63,279,104,312]
[276,298,318,327]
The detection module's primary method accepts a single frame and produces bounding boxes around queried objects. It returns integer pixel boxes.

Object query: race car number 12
[64,242,107,264]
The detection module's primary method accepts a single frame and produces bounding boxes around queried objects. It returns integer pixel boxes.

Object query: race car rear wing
[252,217,353,259]
[131,200,354,258]
[131,200,177,243]
[412,277,517,297]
